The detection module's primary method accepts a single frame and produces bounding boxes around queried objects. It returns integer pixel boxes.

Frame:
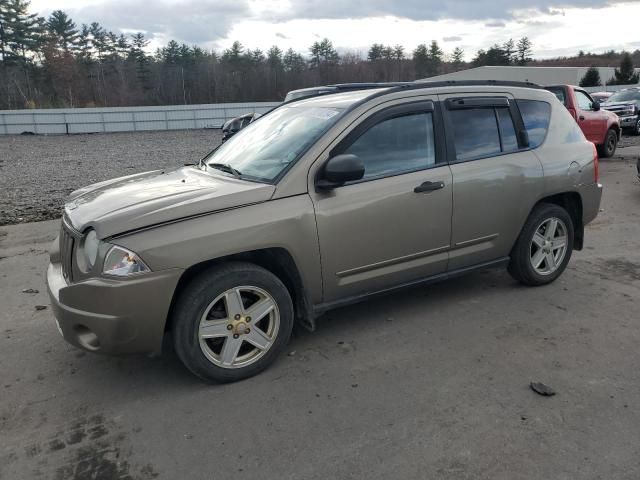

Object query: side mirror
[317,154,365,189]
[592,100,600,111]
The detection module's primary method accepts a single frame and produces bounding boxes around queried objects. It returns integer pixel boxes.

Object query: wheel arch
[523,192,584,250]
[165,247,315,335]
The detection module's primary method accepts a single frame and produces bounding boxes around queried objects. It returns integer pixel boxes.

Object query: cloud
[275,32,289,39]
[485,21,506,27]
[270,0,620,22]
[443,35,463,42]
[64,0,250,44]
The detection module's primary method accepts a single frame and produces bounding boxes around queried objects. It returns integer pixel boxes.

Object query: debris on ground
[22,288,39,294]
[34,305,47,311]
[530,382,556,397]
[287,351,296,357]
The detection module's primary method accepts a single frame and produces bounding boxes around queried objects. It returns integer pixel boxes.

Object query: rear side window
[344,112,436,180]
[449,109,501,161]
[449,106,520,161]
[516,100,551,149]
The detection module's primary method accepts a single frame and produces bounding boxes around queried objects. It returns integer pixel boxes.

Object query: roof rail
[410,79,542,89]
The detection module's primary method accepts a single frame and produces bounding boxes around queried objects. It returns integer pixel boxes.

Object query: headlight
[76,229,100,271]
[103,246,150,276]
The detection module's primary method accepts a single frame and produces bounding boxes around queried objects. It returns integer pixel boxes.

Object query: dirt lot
[0,133,639,479]
[0,130,221,226]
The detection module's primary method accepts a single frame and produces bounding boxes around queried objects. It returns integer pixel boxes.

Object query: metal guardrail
[0,102,281,135]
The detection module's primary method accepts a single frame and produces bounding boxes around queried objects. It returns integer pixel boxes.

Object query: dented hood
[64,167,275,238]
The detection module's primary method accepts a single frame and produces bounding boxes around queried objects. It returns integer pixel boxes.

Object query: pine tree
[413,44,429,78]
[503,38,515,64]
[579,66,601,87]
[0,0,13,63]
[451,47,464,70]
[516,37,533,65]
[367,43,384,62]
[47,10,78,52]
[609,52,639,85]
[76,24,92,62]
[427,40,443,75]
[283,48,304,72]
[89,22,106,60]
[266,45,282,68]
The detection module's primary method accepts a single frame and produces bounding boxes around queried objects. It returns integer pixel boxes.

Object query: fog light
[74,325,100,350]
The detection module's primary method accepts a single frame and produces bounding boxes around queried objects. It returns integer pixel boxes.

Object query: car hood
[602,101,638,108]
[64,167,276,238]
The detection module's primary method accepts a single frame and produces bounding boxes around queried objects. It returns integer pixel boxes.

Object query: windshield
[607,90,640,102]
[204,105,343,182]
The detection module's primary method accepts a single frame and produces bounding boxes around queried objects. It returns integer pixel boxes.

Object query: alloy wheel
[198,286,280,369]
[529,217,568,276]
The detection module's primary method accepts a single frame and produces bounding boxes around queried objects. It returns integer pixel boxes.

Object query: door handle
[579,115,585,121]
[414,181,445,193]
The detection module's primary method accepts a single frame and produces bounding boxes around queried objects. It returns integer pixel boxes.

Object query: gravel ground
[0,129,638,226]
[0,129,221,225]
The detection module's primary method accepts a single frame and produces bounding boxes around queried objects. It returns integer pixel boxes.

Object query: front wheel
[634,116,640,136]
[598,129,618,158]
[172,262,294,383]
[508,203,574,286]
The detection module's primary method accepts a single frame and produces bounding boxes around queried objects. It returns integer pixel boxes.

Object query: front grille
[603,105,635,115]
[60,221,76,283]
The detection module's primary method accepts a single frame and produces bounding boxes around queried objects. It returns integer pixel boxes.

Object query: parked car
[545,85,620,157]
[48,81,602,383]
[222,83,412,141]
[590,91,613,104]
[221,112,258,142]
[601,87,640,136]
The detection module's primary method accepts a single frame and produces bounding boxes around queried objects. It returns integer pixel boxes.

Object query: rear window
[517,100,551,149]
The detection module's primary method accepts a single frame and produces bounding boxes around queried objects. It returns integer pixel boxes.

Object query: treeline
[2,0,615,110]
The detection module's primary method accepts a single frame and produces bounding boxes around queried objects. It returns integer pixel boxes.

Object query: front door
[574,89,606,143]
[311,100,453,302]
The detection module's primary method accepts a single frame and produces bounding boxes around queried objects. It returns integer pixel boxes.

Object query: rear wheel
[598,129,617,158]
[634,116,640,136]
[172,262,293,383]
[508,203,574,286]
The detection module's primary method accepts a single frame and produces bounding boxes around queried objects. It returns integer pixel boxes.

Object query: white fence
[0,102,281,135]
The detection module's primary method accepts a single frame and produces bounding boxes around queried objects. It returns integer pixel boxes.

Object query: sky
[29,0,640,60]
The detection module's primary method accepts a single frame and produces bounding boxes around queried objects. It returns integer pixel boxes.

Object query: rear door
[440,93,544,271]
[574,88,606,143]
[310,98,453,302]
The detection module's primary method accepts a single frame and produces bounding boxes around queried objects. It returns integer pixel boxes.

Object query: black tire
[598,129,617,158]
[172,262,294,383]
[634,116,640,136]
[508,203,574,286]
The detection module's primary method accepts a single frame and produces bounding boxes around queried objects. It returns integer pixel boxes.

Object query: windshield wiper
[207,162,242,179]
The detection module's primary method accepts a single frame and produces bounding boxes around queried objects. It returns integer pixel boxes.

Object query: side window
[496,108,519,153]
[517,100,551,149]
[343,112,436,180]
[575,90,594,110]
[449,108,501,161]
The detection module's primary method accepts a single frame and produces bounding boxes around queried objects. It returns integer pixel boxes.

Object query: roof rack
[282,79,543,106]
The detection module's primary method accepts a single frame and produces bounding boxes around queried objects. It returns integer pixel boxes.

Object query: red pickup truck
[546,85,620,158]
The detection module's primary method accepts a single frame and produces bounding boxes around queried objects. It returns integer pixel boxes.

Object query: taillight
[592,143,599,183]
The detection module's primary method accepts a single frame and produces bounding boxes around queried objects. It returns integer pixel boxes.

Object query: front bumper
[618,114,638,128]
[47,261,183,355]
